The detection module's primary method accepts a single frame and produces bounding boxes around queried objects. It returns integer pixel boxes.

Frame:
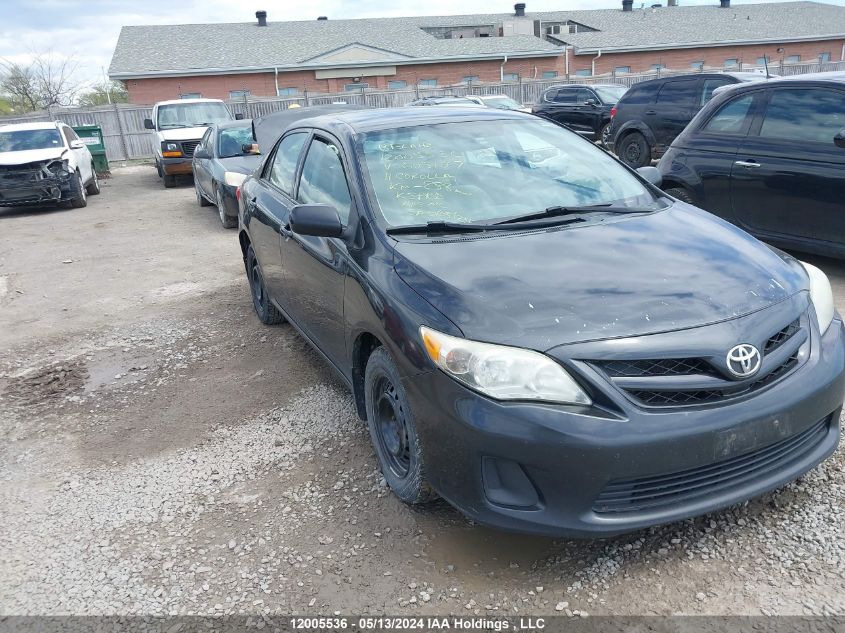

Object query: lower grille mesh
[593,416,829,514]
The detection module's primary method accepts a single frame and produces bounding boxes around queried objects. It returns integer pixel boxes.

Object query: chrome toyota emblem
[726,344,761,378]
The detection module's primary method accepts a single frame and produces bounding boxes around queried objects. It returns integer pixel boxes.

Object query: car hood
[393,204,807,351]
[218,154,262,175]
[158,127,209,141]
[0,148,65,166]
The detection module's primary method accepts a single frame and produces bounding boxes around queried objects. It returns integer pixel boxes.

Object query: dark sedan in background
[192,120,262,228]
[236,106,844,537]
[658,72,845,258]
[532,84,627,146]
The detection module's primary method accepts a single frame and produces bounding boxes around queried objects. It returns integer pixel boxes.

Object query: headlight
[224,171,247,187]
[162,142,180,152]
[420,326,591,405]
[46,160,70,176]
[800,261,834,334]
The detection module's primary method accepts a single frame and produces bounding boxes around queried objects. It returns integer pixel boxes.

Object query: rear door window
[267,132,307,195]
[702,94,756,135]
[759,88,845,144]
[656,79,700,105]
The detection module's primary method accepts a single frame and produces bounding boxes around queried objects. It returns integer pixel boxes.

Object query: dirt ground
[1,165,843,617]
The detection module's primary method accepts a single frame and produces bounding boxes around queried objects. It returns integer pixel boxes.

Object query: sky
[2,0,844,91]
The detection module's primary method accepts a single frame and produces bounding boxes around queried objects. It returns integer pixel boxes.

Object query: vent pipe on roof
[514,3,526,16]
[317,16,328,20]
[256,10,267,26]
[719,0,730,7]
[622,0,633,11]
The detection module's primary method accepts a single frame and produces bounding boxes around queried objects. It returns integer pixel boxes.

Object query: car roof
[714,71,845,97]
[215,119,252,130]
[155,98,227,107]
[296,106,531,134]
[547,83,623,90]
[0,121,61,132]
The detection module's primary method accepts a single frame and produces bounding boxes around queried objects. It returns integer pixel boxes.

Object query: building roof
[109,1,845,78]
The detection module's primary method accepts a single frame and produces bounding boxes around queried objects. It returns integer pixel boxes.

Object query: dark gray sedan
[192,120,261,228]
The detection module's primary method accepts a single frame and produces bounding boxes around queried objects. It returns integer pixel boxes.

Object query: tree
[0,52,81,112]
[78,81,129,107]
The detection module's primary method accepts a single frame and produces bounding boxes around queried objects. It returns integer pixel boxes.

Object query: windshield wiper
[494,204,654,225]
[386,217,583,236]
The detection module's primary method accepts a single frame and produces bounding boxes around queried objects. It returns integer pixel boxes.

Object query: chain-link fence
[3,59,842,161]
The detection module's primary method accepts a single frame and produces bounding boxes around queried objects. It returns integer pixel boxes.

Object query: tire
[245,245,283,325]
[617,132,651,168]
[216,187,237,229]
[665,187,696,205]
[163,174,178,188]
[68,171,87,208]
[599,122,612,148]
[156,161,163,178]
[195,178,211,206]
[85,166,101,195]
[364,347,437,505]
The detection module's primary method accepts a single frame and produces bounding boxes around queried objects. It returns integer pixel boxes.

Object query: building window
[388,80,407,90]
[418,79,437,86]
[502,73,519,81]
[614,66,631,74]
[756,56,769,66]
[724,58,739,68]
[819,52,832,63]
[344,82,369,91]
[786,54,801,63]
[462,75,480,83]
[277,87,298,96]
[229,89,251,99]
[542,70,558,79]
[575,69,592,77]
[690,61,704,70]
[651,63,665,70]
[180,92,201,99]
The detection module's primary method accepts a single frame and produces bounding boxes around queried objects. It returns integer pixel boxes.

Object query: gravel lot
[1,165,843,617]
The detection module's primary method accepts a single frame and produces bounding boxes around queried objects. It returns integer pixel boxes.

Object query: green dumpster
[72,124,109,173]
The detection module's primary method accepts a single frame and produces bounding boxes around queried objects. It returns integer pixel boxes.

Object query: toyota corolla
[237,106,845,536]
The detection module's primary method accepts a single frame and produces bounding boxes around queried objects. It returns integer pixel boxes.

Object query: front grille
[593,416,830,514]
[765,318,800,354]
[181,140,201,157]
[601,358,715,378]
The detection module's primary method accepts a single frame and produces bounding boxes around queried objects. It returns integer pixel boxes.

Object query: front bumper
[0,167,73,207]
[160,157,194,176]
[403,318,845,537]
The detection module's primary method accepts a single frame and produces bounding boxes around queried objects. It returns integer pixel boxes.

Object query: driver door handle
[734,160,761,168]
[645,110,657,115]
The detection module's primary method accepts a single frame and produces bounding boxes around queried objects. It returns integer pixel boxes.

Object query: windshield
[0,129,63,152]
[157,102,231,129]
[482,96,523,110]
[359,118,658,228]
[593,85,627,104]
[218,126,255,158]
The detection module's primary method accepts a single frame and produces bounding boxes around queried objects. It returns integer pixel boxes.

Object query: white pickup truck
[144,98,241,188]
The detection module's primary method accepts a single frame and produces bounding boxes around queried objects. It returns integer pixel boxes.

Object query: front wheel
[163,174,178,188]
[86,166,101,195]
[68,171,87,208]
[195,178,211,206]
[665,187,696,205]
[617,132,651,168]
[217,187,237,229]
[364,347,437,505]
[245,245,283,325]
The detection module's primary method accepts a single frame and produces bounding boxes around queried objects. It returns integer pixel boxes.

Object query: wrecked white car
[0,122,100,208]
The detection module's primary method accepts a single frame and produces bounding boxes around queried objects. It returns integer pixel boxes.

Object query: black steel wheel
[364,347,437,504]
[618,132,651,168]
[245,244,283,325]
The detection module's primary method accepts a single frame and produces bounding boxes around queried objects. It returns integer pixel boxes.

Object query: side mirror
[69,139,85,150]
[193,148,211,159]
[289,204,343,238]
[585,99,598,107]
[234,113,245,120]
[835,130,845,149]
[637,166,662,188]
[242,143,260,154]
[143,118,155,130]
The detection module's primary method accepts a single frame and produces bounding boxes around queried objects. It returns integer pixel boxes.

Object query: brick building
[109,1,845,104]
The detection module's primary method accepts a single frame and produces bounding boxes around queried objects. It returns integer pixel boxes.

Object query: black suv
[608,72,770,168]
[658,72,845,258]
[532,84,627,146]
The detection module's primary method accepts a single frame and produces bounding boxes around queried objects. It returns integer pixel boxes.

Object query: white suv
[144,98,238,188]
[0,121,99,208]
